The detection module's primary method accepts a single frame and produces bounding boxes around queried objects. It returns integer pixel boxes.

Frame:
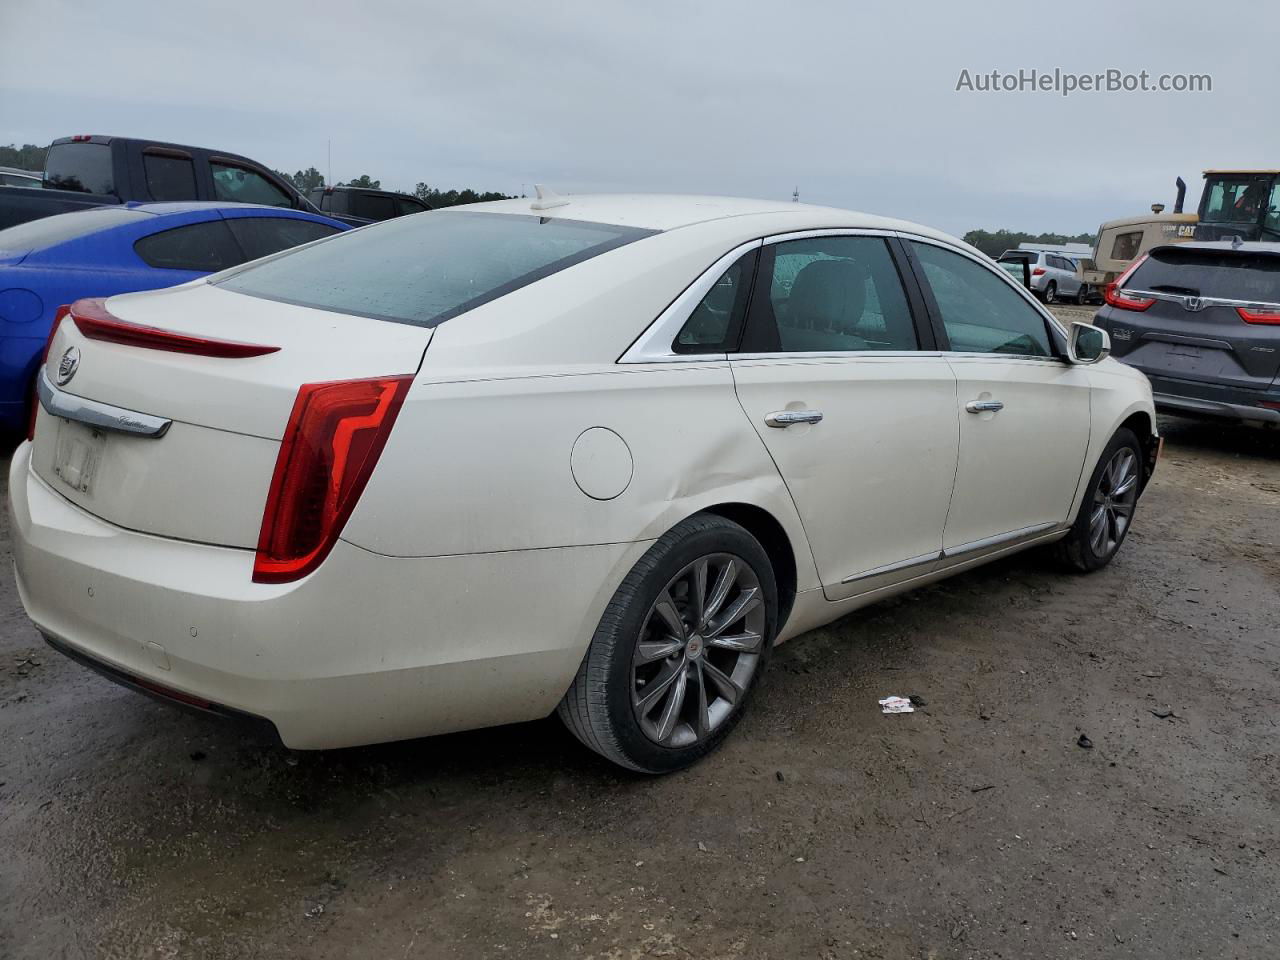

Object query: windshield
[1129,247,1280,302]
[1200,176,1274,224]
[44,142,116,195]
[0,207,151,253]
[216,211,657,326]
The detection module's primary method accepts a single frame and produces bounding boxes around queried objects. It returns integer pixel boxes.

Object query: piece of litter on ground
[909,694,928,708]
[879,696,914,714]
[697,841,707,852]
[1077,734,1094,749]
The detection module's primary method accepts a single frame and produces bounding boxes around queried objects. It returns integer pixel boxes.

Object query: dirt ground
[1,314,1277,958]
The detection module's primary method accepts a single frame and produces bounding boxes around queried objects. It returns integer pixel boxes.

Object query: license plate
[53,420,107,495]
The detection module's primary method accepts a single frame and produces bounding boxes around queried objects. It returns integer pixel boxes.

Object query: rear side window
[44,142,115,195]
[1128,248,1280,303]
[226,217,342,261]
[143,152,197,201]
[350,193,397,220]
[211,162,291,207]
[134,220,242,272]
[674,250,757,353]
[911,241,1053,357]
[215,211,657,326]
[741,236,919,353]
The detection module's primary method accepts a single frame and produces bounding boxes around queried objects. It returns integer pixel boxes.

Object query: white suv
[998,250,1090,304]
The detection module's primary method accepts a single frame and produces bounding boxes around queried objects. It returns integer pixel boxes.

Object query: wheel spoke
[707,630,763,654]
[705,587,761,638]
[1088,505,1108,553]
[636,660,685,716]
[652,590,687,642]
[701,658,741,706]
[690,559,708,627]
[702,559,737,626]
[1112,499,1134,518]
[635,637,684,665]
[1113,473,1138,497]
[693,661,711,738]
[654,664,689,741]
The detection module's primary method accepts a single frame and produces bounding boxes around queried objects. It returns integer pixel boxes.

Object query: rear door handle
[965,400,1004,414]
[764,409,824,428]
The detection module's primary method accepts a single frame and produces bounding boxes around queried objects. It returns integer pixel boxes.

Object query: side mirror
[1068,321,1110,364]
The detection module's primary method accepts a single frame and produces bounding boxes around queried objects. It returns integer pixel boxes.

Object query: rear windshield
[1129,247,1280,303]
[44,142,116,195]
[215,211,657,326]
[0,207,151,253]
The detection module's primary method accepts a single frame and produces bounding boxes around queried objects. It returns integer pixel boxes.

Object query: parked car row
[0,134,428,231]
[9,192,1159,773]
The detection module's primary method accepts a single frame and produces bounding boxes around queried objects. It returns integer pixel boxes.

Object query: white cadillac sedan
[10,195,1158,774]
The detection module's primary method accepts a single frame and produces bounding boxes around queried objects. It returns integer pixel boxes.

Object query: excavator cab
[1195,170,1280,242]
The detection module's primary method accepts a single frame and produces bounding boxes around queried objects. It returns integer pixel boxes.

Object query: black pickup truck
[0,135,356,230]
[307,185,430,224]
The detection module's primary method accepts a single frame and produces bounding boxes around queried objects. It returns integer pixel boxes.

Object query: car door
[904,239,1090,562]
[726,232,960,601]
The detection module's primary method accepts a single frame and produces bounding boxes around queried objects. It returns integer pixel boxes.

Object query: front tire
[1053,428,1143,572]
[557,514,778,774]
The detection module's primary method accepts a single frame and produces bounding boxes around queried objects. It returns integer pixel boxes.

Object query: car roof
[446,193,957,238]
[114,201,321,216]
[1152,240,1280,256]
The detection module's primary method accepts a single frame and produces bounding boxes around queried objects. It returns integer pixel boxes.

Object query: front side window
[225,217,342,261]
[396,197,428,216]
[143,152,197,201]
[910,241,1053,357]
[211,162,291,207]
[741,236,918,353]
[1201,177,1268,224]
[215,211,656,327]
[134,220,242,272]
[674,250,756,352]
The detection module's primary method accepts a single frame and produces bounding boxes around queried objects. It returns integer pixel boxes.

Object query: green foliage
[0,143,47,172]
[343,174,381,189]
[413,182,511,208]
[963,229,1096,258]
[275,166,325,194]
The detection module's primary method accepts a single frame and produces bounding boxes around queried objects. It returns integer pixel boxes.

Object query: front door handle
[764,409,824,428]
[965,400,1004,414]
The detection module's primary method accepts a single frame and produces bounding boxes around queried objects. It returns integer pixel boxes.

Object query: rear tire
[1076,284,1091,305]
[557,514,777,774]
[1044,281,1058,304]
[1053,428,1143,572]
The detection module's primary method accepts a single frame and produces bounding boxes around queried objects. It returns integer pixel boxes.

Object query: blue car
[0,202,349,432]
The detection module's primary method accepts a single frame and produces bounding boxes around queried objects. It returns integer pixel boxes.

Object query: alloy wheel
[631,553,765,748]
[1088,448,1139,557]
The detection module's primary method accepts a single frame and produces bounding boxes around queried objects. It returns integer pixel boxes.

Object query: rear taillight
[69,298,280,358]
[28,304,72,441]
[253,376,412,584]
[1237,306,1280,325]
[1103,254,1155,312]
[1031,267,1046,276]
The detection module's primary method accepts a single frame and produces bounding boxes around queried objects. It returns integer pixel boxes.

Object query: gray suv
[1093,241,1280,426]
[997,250,1090,304]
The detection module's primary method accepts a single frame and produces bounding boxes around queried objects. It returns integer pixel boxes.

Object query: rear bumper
[1144,373,1280,425]
[9,443,647,748]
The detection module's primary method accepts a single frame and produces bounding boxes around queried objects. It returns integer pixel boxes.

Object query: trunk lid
[31,282,431,548]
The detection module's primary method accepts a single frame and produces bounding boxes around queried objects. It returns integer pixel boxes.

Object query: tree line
[274,167,510,207]
[962,228,1096,258]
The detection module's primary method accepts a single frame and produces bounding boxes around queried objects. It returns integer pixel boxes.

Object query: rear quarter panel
[341,362,820,592]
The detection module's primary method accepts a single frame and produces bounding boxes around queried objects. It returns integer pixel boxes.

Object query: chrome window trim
[617,239,761,364]
[762,227,899,245]
[37,370,172,438]
[895,231,1072,346]
[731,350,945,362]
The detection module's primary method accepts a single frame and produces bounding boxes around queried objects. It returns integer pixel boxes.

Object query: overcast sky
[1,0,1275,237]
